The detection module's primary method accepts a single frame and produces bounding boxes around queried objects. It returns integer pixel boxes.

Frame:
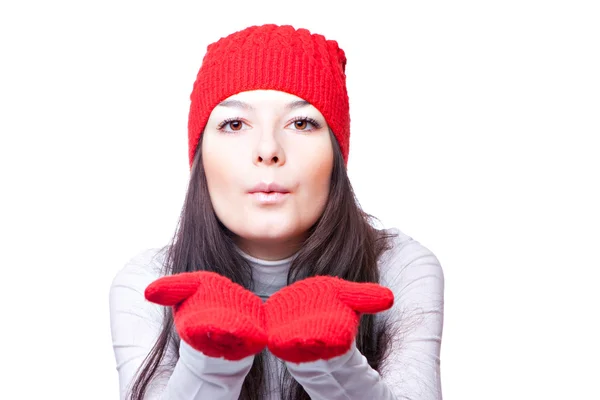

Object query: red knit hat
[187,24,350,169]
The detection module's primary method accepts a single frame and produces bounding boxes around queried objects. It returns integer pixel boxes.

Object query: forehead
[215,90,320,113]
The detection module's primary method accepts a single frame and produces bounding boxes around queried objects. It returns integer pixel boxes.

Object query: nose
[253,129,285,166]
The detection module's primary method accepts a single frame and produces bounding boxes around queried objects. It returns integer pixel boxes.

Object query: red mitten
[144,271,267,361]
[264,276,394,363]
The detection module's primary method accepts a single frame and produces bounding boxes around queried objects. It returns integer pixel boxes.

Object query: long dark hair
[128,130,397,399]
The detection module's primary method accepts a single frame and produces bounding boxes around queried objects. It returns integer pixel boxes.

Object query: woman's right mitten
[144,270,267,361]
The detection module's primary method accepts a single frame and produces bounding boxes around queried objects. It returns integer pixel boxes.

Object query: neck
[234,243,298,299]
[234,236,304,261]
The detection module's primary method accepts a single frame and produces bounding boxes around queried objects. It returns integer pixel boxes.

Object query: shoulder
[109,247,168,297]
[377,227,444,300]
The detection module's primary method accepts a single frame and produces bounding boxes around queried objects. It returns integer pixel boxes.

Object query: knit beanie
[187,24,350,169]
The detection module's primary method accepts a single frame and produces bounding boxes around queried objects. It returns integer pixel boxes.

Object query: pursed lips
[248,182,290,204]
[248,182,290,194]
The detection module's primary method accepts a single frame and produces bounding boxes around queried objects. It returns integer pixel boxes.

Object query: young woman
[109,24,444,400]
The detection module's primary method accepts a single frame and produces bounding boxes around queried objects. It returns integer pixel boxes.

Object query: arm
[109,249,254,400]
[284,341,396,400]
[284,232,444,400]
[378,234,444,399]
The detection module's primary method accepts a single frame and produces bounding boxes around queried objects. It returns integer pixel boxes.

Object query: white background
[1,1,598,399]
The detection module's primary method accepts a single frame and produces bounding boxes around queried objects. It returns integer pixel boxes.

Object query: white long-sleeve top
[109,228,444,399]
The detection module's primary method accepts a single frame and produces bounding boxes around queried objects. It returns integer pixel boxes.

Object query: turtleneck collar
[235,247,298,300]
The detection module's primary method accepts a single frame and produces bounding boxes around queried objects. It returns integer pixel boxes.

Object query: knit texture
[144,271,267,360]
[264,276,394,363]
[187,24,351,169]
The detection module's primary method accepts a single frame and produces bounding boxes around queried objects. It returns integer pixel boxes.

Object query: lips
[248,182,290,205]
[248,182,290,194]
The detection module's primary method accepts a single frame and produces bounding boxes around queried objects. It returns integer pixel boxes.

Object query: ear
[144,273,202,306]
[338,281,394,314]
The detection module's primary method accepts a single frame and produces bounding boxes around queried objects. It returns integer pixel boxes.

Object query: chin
[230,212,311,244]
[239,223,301,242]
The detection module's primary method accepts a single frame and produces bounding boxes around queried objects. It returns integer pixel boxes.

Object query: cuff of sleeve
[284,340,358,373]
[179,339,255,375]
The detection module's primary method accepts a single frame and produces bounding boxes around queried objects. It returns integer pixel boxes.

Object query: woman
[109,24,444,400]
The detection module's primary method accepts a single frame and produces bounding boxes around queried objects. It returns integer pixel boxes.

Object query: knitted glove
[144,271,267,361]
[264,276,394,363]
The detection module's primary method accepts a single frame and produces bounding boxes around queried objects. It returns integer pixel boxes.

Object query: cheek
[201,138,243,212]
[294,145,334,216]
[305,160,332,199]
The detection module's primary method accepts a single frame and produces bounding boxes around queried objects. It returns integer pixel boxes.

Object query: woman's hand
[144,271,267,360]
[264,276,394,363]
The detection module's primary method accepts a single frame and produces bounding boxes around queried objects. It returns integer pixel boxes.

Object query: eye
[217,118,249,133]
[287,116,321,131]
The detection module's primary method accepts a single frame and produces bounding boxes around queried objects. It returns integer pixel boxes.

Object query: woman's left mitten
[264,276,394,363]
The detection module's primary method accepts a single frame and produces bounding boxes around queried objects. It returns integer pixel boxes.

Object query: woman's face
[202,90,334,260]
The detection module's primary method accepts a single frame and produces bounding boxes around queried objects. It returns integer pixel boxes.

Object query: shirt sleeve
[108,249,254,400]
[283,230,445,400]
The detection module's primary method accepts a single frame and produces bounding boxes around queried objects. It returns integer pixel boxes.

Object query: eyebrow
[216,99,310,111]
